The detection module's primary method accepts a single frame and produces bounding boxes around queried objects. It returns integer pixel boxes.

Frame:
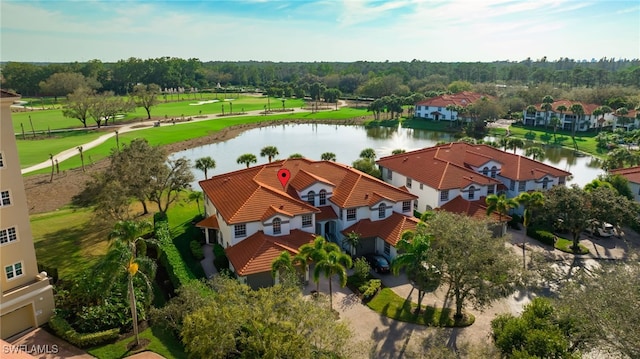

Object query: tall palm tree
[321,152,336,161]
[188,191,204,215]
[260,146,279,163]
[271,251,296,285]
[236,153,257,168]
[569,103,584,136]
[288,153,304,159]
[194,156,216,179]
[359,148,377,161]
[485,193,518,223]
[542,95,554,127]
[77,146,85,172]
[313,250,352,310]
[549,116,560,143]
[525,146,546,161]
[341,231,360,256]
[391,149,406,155]
[556,104,568,131]
[507,138,525,154]
[615,107,629,130]
[516,191,545,270]
[296,236,340,292]
[525,105,537,126]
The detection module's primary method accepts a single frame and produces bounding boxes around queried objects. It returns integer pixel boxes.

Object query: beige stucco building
[0,90,55,340]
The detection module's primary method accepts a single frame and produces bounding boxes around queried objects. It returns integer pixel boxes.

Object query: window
[488,185,495,195]
[378,203,386,218]
[387,169,392,180]
[518,181,526,192]
[319,190,327,205]
[440,190,449,201]
[347,208,356,221]
[1,191,10,206]
[542,177,550,189]
[5,262,23,280]
[0,152,4,168]
[302,215,312,227]
[234,224,246,238]
[0,227,17,245]
[482,167,489,176]
[509,180,515,191]
[402,201,411,212]
[491,166,497,178]
[384,242,390,255]
[559,177,566,185]
[419,183,423,190]
[307,191,315,206]
[406,177,412,188]
[414,200,419,210]
[468,185,476,200]
[272,218,281,234]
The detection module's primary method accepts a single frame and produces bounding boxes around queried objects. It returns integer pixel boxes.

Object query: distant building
[522,100,638,132]
[197,158,418,289]
[413,91,490,121]
[610,166,640,203]
[0,90,55,340]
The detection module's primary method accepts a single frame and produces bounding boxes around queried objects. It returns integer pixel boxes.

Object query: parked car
[363,253,390,273]
[587,221,615,237]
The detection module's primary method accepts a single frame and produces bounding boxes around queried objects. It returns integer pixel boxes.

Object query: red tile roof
[200,158,416,224]
[196,215,219,229]
[316,206,339,221]
[0,89,20,98]
[416,91,492,108]
[341,212,419,246]
[225,229,315,275]
[439,195,511,222]
[377,142,571,190]
[531,100,599,115]
[610,166,640,184]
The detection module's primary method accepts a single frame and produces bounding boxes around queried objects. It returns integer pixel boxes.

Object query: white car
[587,221,615,237]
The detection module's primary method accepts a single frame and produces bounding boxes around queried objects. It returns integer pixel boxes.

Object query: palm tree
[391,214,434,310]
[549,116,560,143]
[288,153,304,159]
[313,250,352,310]
[615,107,629,130]
[321,152,336,161]
[194,156,216,179]
[516,191,545,270]
[341,231,360,256]
[49,153,54,183]
[569,103,584,135]
[556,104,568,131]
[271,251,296,285]
[102,221,156,348]
[260,146,279,163]
[525,146,546,161]
[542,95,554,127]
[525,105,537,125]
[359,148,376,161]
[77,146,85,172]
[188,191,204,215]
[296,236,340,292]
[485,193,518,223]
[236,153,257,168]
[507,138,525,154]
[391,149,406,155]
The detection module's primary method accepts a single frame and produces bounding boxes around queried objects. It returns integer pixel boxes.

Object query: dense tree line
[2,57,639,97]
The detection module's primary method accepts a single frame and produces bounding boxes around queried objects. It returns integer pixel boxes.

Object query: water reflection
[172,124,603,188]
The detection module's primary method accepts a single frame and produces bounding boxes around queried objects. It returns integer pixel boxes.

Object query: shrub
[358,279,381,300]
[213,243,225,257]
[508,214,522,230]
[155,221,198,289]
[190,240,204,260]
[49,314,119,348]
[214,255,229,272]
[527,226,556,246]
[153,211,168,225]
[352,257,371,283]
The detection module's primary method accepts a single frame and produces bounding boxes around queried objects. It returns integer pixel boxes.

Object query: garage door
[358,237,377,256]
[1,305,35,340]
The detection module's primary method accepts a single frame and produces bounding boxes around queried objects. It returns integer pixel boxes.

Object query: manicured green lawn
[87,325,187,359]
[367,288,474,327]
[508,125,605,157]
[17,130,106,168]
[554,237,590,254]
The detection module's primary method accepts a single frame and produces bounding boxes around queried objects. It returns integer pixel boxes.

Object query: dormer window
[307,190,315,206]
[273,218,281,234]
[468,185,477,200]
[378,203,387,219]
[482,167,489,176]
[319,190,327,205]
[491,166,497,178]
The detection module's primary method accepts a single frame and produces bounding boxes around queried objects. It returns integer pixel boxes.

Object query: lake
[172,123,604,188]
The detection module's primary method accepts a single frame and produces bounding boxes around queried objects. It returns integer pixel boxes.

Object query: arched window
[273,217,281,235]
[490,166,498,178]
[378,203,386,218]
[468,185,476,200]
[319,189,327,205]
[482,167,489,176]
[542,177,550,189]
[307,191,315,206]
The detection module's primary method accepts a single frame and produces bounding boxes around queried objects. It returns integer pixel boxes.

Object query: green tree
[62,87,95,128]
[427,212,520,319]
[524,146,545,161]
[39,72,101,102]
[313,250,352,310]
[391,213,436,310]
[359,148,377,161]
[506,137,525,154]
[236,153,257,168]
[485,193,518,223]
[271,251,297,285]
[188,191,204,216]
[323,88,342,103]
[260,145,279,163]
[492,297,581,358]
[194,156,216,179]
[341,231,360,256]
[569,103,584,138]
[296,236,340,292]
[391,149,406,155]
[288,153,304,159]
[77,145,85,172]
[541,95,554,126]
[352,158,381,178]
[600,173,633,200]
[550,115,560,143]
[447,80,472,94]
[321,152,336,161]
[516,191,544,269]
[132,83,161,119]
[146,157,195,214]
[541,185,591,251]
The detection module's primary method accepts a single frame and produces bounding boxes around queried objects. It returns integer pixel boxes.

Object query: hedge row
[155,219,198,289]
[526,226,556,246]
[49,314,119,348]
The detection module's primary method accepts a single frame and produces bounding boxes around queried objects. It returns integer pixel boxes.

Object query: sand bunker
[189,100,220,106]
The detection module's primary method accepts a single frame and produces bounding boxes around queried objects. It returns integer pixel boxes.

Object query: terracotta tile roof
[341,212,419,246]
[439,195,511,222]
[416,91,492,108]
[200,158,416,224]
[531,100,599,115]
[0,89,20,98]
[225,229,315,276]
[377,142,571,189]
[196,215,219,229]
[289,169,335,191]
[610,166,640,184]
[316,206,339,221]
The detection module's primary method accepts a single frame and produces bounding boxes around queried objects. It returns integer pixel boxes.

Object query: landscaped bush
[352,257,371,283]
[527,226,556,246]
[190,240,204,260]
[155,220,198,289]
[49,314,120,348]
[358,279,381,300]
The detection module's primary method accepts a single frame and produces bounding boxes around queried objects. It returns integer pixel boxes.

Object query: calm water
[172,123,603,188]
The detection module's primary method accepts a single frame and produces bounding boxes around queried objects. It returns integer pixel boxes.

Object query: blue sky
[1,0,639,63]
